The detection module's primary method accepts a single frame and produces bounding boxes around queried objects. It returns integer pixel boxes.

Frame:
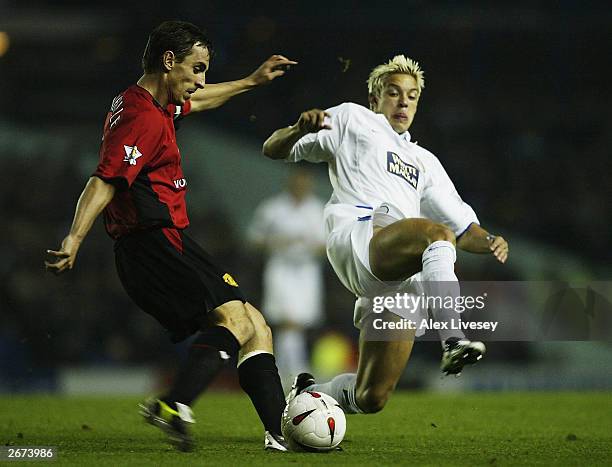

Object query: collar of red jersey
[133,84,173,115]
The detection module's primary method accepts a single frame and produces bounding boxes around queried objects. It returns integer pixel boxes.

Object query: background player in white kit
[248,168,326,386]
[263,55,508,414]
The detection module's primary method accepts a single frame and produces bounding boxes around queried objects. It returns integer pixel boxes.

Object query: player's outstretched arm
[189,55,297,113]
[262,109,330,160]
[457,223,509,264]
[45,176,116,275]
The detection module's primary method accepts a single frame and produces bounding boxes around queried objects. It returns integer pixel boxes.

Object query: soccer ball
[281,391,346,452]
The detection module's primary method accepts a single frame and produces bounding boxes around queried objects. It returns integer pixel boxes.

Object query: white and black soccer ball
[281,391,346,452]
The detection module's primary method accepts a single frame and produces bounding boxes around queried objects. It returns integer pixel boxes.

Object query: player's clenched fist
[296,109,331,134]
[262,109,332,160]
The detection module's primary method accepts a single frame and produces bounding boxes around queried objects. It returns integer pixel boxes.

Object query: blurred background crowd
[1,0,611,392]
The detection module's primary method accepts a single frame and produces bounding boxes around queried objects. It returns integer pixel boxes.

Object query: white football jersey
[288,103,479,239]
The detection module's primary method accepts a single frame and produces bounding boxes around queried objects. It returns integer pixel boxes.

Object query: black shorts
[114,227,246,342]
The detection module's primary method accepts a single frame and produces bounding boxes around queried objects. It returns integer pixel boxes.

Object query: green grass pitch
[1,392,610,465]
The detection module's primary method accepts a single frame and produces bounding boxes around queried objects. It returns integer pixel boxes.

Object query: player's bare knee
[427,223,455,245]
[212,306,255,345]
[228,316,255,346]
[264,323,272,344]
[245,303,273,345]
[252,317,273,345]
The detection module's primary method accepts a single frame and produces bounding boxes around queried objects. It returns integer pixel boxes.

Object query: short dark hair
[141,20,212,73]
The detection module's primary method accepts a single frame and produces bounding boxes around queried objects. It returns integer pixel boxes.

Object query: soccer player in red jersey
[45,21,296,452]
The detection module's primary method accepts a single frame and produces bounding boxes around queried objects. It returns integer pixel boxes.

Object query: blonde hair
[367,55,425,99]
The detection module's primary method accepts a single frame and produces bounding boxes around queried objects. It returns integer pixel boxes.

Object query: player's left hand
[45,235,81,275]
[247,55,298,86]
[488,235,509,263]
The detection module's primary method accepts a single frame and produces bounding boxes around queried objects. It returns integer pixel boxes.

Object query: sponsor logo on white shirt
[387,151,419,189]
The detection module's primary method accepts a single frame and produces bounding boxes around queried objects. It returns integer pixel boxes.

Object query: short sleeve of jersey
[288,103,349,163]
[420,154,479,236]
[94,107,163,188]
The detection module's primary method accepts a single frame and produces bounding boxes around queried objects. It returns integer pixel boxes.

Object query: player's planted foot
[264,431,289,451]
[286,372,315,403]
[139,398,195,452]
[441,337,486,376]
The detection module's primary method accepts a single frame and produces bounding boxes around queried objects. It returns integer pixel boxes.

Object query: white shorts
[325,205,426,332]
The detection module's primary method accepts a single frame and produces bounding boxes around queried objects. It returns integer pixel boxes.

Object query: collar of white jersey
[374,112,412,142]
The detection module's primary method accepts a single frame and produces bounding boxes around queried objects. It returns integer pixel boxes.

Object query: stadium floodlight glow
[0,32,9,57]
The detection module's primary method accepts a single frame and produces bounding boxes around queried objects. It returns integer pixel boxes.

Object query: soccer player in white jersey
[248,168,326,385]
[262,55,508,414]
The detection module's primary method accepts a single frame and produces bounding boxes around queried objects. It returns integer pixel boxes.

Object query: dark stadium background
[1,1,611,393]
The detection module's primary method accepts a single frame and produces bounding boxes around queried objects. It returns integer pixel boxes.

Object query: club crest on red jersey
[223,273,239,287]
[123,145,143,166]
[387,151,419,189]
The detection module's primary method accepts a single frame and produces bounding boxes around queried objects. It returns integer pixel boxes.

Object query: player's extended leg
[142,299,255,451]
[149,301,287,450]
[369,215,485,374]
[237,303,287,449]
[354,329,415,413]
[369,217,455,281]
[306,323,414,414]
[160,300,255,407]
[370,217,464,344]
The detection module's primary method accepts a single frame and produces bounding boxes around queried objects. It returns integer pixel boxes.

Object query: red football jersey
[94,85,192,239]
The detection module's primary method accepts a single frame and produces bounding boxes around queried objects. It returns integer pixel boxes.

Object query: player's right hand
[45,235,81,275]
[296,109,331,134]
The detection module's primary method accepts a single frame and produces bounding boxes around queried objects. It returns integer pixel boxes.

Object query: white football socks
[421,240,465,346]
[309,373,363,414]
